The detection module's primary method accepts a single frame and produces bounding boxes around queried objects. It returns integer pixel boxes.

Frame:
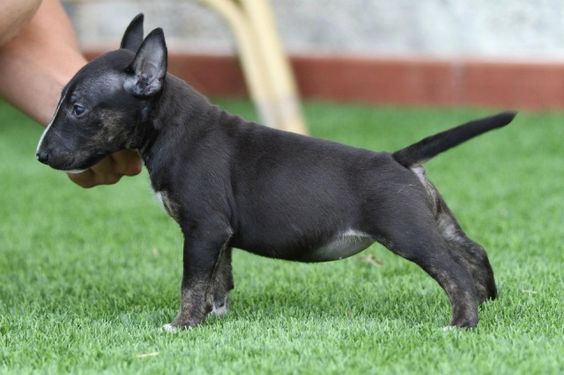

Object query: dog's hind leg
[436,199,497,303]
[211,247,234,316]
[411,165,497,304]
[367,197,480,328]
[387,232,479,327]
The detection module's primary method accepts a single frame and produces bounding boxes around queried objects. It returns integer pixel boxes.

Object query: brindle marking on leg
[411,165,497,303]
[435,196,497,302]
[382,226,480,328]
[166,232,233,330]
[168,279,211,330]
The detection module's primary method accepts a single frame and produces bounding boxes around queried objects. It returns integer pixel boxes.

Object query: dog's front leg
[164,228,232,331]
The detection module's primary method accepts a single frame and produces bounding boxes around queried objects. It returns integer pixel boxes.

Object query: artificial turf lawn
[0,99,562,374]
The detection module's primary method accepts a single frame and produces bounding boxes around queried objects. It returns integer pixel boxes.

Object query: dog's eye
[72,104,86,117]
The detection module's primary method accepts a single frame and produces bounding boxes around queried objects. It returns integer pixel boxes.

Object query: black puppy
[36,14,515,330]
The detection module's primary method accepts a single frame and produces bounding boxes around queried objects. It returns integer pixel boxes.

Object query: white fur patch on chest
[310,229,374,261]
[154,190,179,220]
[154,191,164,208]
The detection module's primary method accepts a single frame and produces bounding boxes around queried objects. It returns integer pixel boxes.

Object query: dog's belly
[306,230,374,261]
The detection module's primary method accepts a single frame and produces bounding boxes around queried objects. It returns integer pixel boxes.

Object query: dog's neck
[136,74,236,176]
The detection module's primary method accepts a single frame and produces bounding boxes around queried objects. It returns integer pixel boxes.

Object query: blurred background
[64,0,564,111]
[68,0,564,59]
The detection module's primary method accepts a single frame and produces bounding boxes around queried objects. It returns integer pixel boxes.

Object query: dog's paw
[441,325,457,332]
[162,323,178,332]
[211,296,229,316]
[162,323,193,332]
[211,304,228,316]
[442,318,478,331]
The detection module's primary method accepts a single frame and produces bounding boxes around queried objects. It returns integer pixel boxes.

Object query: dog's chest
[308,230,374,261]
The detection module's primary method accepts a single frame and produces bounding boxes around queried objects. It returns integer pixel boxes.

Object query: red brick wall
[85,51,564,109]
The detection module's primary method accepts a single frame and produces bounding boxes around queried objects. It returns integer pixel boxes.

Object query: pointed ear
[120,13,144,52]
[124,28,168,97]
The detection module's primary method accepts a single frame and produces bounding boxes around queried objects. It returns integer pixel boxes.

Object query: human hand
[67,149,142,188]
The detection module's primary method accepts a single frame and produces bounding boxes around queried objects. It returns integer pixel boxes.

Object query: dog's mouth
[37,148,107,173]
[37,126,110,172]
[62,168,88,174]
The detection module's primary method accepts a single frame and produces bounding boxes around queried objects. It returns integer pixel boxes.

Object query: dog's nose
[36,150,49,164]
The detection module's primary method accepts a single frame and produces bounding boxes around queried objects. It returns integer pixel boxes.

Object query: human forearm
[0,0,86,125]
[0,0,42,46]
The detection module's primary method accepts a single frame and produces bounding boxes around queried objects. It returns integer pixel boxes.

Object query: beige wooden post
[201,0,276,128]
[200,0,308,134]
[239,0,307,134]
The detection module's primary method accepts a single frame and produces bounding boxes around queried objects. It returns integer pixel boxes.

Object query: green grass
[0,99,562,374]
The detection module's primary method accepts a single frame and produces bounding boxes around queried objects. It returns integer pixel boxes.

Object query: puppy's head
[36,14,167,172]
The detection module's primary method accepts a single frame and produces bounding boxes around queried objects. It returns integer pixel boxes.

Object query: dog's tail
[392,112,516,168]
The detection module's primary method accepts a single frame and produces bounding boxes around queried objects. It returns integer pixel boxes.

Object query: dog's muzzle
[35,145,77,170]
[36,150,50,164]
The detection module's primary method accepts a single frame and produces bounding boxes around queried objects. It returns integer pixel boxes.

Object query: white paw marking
[211,296,229,316]
[211,303,228,316]
[162,323,193,332]
[441,325,457,332]
[162,323,178,332]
